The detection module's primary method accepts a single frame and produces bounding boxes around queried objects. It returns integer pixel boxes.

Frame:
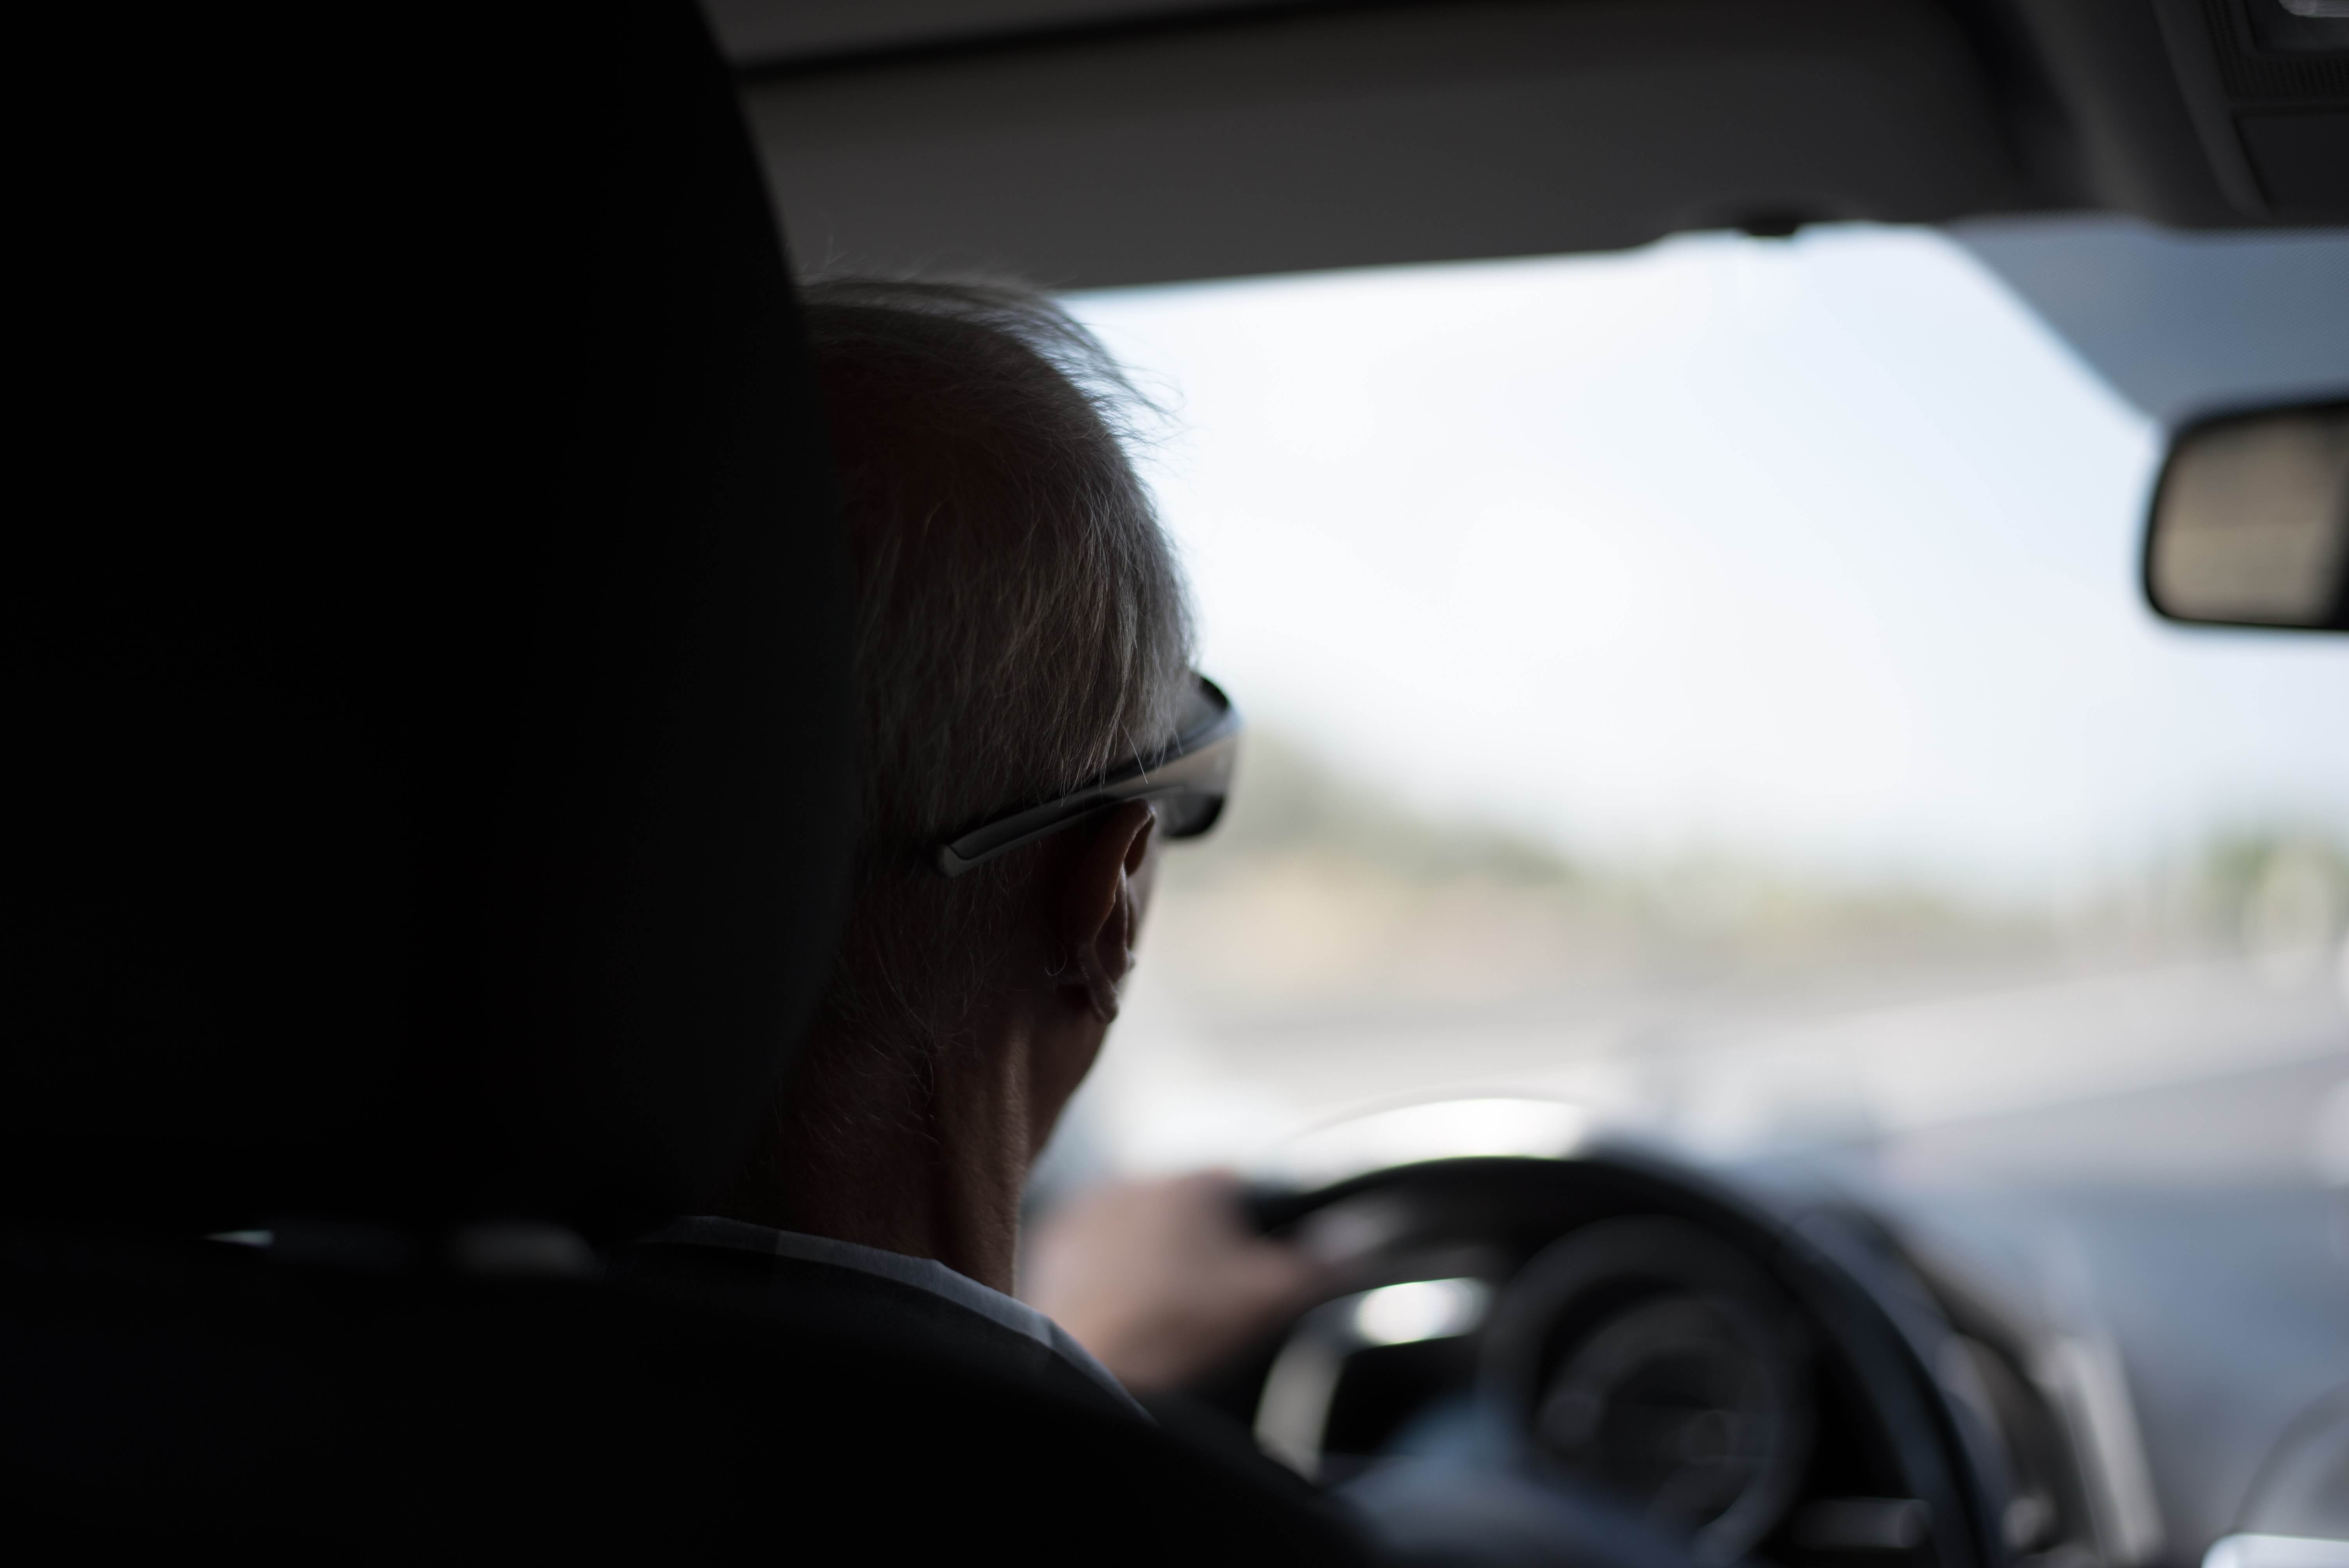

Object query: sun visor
[738,0,2023,289]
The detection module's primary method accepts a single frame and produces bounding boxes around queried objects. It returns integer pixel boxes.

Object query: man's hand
[1023,1172,1328,1393]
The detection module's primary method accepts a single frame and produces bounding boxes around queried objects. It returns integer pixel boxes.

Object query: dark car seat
[2,4,1363,1557]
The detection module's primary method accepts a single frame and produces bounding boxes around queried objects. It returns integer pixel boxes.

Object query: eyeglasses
[934,674,1241,877]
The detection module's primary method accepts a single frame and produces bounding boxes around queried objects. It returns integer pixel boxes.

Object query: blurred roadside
[1157,729,2348,1014]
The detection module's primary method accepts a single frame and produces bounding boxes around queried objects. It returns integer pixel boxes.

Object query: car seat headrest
[8,2,855,1242]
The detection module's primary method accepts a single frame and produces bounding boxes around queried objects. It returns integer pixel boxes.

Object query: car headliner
[711,0,2349,291]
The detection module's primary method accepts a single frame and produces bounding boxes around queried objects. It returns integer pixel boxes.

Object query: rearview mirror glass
[2144,399,2349,631]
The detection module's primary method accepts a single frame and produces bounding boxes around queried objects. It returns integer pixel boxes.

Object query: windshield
[1044,217,2349,1194]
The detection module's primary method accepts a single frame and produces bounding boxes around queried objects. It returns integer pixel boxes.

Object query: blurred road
[1086,952,2349,1189]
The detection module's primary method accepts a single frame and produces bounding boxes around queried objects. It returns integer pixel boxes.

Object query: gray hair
[795,278,1194,1135]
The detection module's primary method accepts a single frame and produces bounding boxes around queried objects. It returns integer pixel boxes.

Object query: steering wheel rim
[1242,1149,2010,1568]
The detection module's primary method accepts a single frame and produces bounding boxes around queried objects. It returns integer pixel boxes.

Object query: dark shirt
[613,1216,1148,1422]
[609,1215,1378,1564]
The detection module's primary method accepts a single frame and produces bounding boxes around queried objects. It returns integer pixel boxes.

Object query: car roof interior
[713,0,2349,290]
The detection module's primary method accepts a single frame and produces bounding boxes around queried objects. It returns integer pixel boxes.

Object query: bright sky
[1066,225,2349,903]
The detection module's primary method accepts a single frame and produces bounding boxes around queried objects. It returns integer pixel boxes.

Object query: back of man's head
[794,278,1194,1127]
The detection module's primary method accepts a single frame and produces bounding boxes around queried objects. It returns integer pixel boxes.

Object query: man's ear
[1058,802,1157,1023]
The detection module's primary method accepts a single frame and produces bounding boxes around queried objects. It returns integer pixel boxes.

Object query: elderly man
[617,278,1318,1416]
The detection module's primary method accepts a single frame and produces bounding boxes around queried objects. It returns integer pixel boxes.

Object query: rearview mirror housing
[2144,399,2349,632]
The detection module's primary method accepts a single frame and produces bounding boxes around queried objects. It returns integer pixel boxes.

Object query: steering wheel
[1219,1151,2015,1568]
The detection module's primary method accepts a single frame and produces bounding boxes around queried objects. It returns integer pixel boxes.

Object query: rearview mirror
[2144,399,2349,631]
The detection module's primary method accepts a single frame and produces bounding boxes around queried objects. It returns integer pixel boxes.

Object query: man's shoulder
[605,1232,1376,1564]
[610,1233,1132,1418]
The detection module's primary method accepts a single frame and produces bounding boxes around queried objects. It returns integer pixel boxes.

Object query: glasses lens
[1157,792,1224,840]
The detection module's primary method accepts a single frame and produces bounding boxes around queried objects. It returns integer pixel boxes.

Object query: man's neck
[715,1010,1036,1294]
